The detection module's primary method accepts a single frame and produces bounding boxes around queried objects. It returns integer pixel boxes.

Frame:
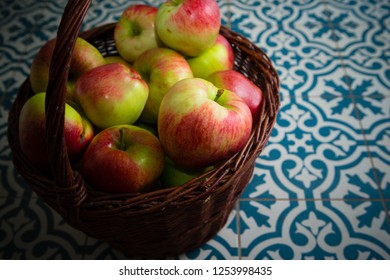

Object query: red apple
[18,92,94,170]
[156,0,221,57]
[206,70,263,119]
[80,125,165,193]
[158,78,252,170]
[29,37,106,103]
[75,63,149,129]
[114,4,163,63]
[133,47,193,124]
[187,34,234,79]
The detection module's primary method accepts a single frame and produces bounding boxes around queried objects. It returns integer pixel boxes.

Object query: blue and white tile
[229,1,342,100]
[83,238,132,260]
[243,95,373,200]
[0,2,63,64]
[355,95,390,199]
[369,150,390,200]
[0,196,87,259]
[239,200,390,259]
[324,1,390,92]
[230,0,329,27]
[179,208,239,260]
[1,0,390,261]
[227,1,270,43]
[258,25,342,98]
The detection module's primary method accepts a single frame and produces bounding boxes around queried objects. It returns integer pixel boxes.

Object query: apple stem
[214,89,224,102]
[118,127,126,151]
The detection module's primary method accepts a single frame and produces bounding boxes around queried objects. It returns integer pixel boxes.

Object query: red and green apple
[133,47,193,124]
[18,92,94,170]
[114,4,163,63]
[158,78,252,170]
[75,63,149,129]
[206,70,263,119]
[29,37,105,103]
[80,125,165,193]
[187,34,234,79]
[156,0,221,57]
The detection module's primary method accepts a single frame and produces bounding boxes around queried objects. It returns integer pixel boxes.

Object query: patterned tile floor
[0,0,389,259]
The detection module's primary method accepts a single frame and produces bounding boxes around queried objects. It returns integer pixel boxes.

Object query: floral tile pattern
[0,0,389,260]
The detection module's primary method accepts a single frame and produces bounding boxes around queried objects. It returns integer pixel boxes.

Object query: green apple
[75,63,149,129]
[161,158,211,188]
[29,37,105,103]
[187,34,234,79]
[133,47,193,124]
[158,78,252,170]
[104,55,132,68]
[114,4,163,63]
[18,92,94,170]
[81,125,165,193]
[156,0,221,57]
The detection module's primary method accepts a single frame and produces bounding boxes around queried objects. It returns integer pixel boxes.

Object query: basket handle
[45,0,92,188]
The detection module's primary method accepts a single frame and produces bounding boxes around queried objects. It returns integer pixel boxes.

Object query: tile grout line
[322,0,390,224]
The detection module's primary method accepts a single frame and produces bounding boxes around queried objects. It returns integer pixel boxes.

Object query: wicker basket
[7,0,280,258]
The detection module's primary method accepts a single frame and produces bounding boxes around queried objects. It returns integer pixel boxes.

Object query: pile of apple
[19,0,263,194]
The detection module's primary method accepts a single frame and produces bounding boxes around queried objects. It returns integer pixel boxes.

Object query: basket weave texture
[7,0,280,258]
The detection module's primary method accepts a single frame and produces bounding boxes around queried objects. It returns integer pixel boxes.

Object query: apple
[161,158,211,188]
[114,4,163,63]
[75,63,149,129]
[29,37,105,103]
[80,125,165,193]
[133,47,193,124]
[187,34,234,79]
[158,78,252,170]
[18,92,94,171]
[206,70,263,119]
[156,0,221,57]
[104,55,132,68]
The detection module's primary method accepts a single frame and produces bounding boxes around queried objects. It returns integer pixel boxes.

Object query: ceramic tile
[239,199,390,259]
[243,96,375,199]
[229,1,343,100]
[1,70,37,199]
[0,196,87,259]
[83,237,134,260]
[178,208,239,260]
[324,1,390,95]
[258,24,342,99]
[370,155,390,199]
[354,96,390,199]
[1,0,390,261]
[229,0,330,27]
